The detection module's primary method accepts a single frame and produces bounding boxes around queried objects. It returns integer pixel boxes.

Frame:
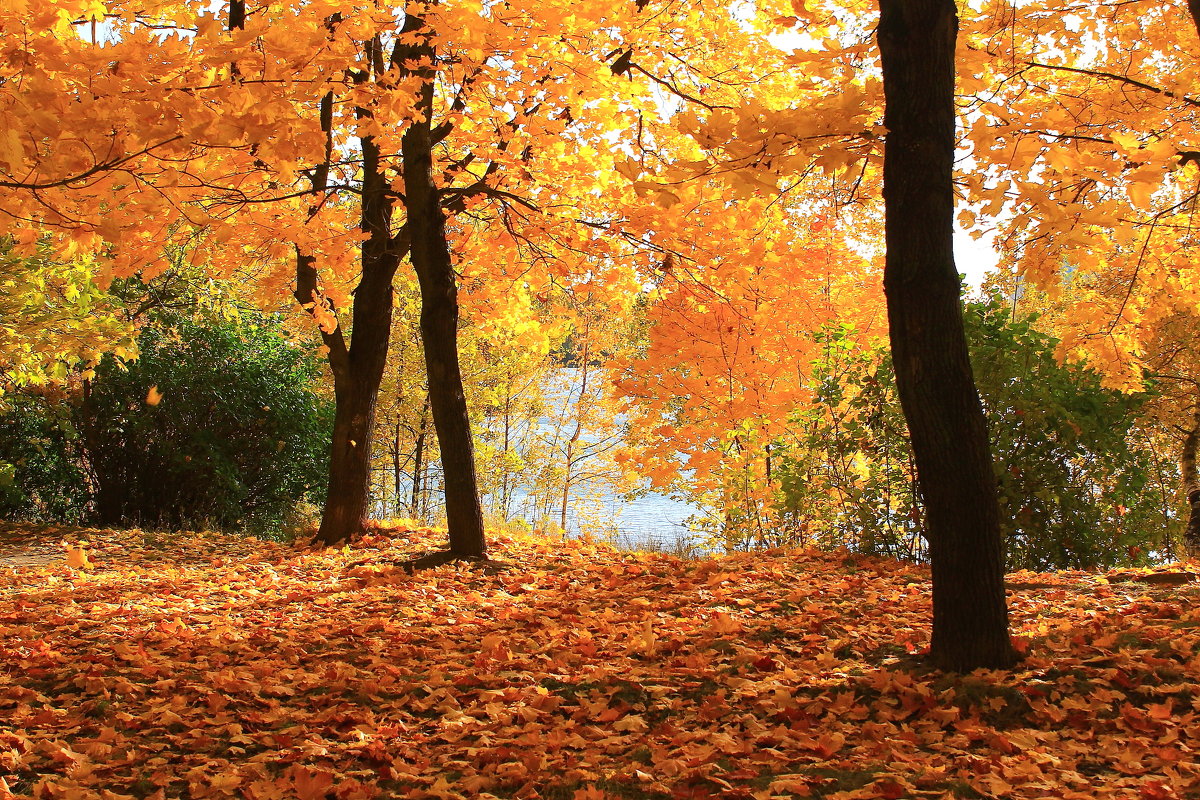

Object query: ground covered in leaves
[1,524,1198,800]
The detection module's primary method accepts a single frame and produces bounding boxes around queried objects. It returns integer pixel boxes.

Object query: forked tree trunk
[876,0,1017,671]
[304,36,405,547]
[308,241,399,545]
[396,11,487,559]
[236,0,391,542]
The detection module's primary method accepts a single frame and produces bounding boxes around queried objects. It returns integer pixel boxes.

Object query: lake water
[496,367,704,550]
[379,368,704,549]
[500,483,702,550]
[575,491,701,550]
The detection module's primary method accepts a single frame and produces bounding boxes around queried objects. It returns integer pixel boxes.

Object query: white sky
[955,224,1000,288]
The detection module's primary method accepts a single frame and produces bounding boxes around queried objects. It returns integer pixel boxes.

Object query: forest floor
[0,523,1198,800]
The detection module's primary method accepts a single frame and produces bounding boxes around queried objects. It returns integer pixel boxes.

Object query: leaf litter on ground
[1,522,1198,800]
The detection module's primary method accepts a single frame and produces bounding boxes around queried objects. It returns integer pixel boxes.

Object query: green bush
[774,295,1173,570]
[0,314,333,534]
[0,395,92,522]
[966,297,1166,570]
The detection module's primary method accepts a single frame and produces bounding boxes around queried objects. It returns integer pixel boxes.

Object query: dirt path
[0,524,64,568]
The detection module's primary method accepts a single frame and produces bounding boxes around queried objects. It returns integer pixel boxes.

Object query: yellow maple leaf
[64,543,93,570]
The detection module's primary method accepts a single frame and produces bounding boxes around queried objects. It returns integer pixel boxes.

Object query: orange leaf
[814,732,845,758]
[290,766,335,800]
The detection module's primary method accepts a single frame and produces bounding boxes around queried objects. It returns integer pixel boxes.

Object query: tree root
[399,551,511,574]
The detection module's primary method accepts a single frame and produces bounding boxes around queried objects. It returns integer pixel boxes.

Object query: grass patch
[934,675,1033,729]
[540,778,671,800]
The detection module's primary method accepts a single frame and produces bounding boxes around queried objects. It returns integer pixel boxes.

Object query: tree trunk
[78,379,126,526]
[876,0,1017,671]
[396,11,487,559]
[316,367,381,544]
[304,37,405,547]
[501,390,512,520]
[411,398,429,519]
[393,420,404,516]
[1180,396,1200,556]
[560,330,590,533]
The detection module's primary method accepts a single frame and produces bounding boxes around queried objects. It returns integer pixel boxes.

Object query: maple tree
[620,0,1017,668]
[617,201,885,544]
[875,0,1016,672]
[0,244,134,397]
[0,0,811,557]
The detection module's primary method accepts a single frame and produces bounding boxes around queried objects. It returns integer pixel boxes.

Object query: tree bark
[303,38,406,546]
[1180,395,1200,556]
[396,11,487,559]
[876,0,1017,671]
[314,344,383,545]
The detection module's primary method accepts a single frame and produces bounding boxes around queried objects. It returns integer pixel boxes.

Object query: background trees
[0,0,811,553]
[766,298,1173,569]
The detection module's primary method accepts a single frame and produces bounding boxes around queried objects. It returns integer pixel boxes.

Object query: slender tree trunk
[411,399,429,519]
[396,11,487,559]
[877,0,1017,671]
[1180,396,1200,556]
[560,331,590,533]
[393,420,404,516]
[500,384,514,520]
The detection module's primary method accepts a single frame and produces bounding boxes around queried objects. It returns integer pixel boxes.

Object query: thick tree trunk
[1180,398,1200,556]
[397,12,487,559]
[877,0,1017,671]
[302,216,400,546]
[317,372,379,544]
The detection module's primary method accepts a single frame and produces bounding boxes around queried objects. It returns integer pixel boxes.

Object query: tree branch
[1027,61,1200,109]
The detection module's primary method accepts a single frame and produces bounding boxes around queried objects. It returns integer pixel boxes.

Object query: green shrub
[0,394,92,522]
[0,314,333,534]
[78,315,333,533]
[774,294,1173,570]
